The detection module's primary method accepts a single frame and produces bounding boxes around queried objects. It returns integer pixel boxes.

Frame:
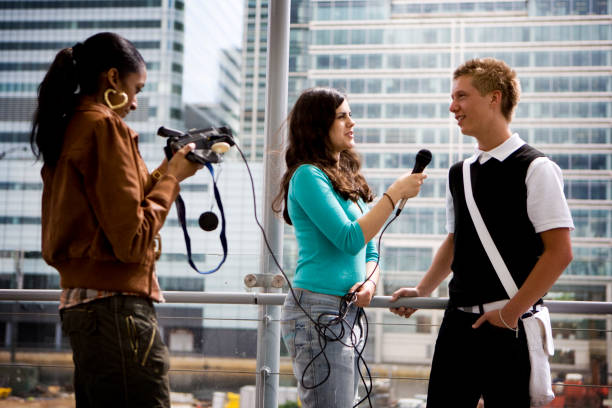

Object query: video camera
[156,125,237,274]
[157,126,235,164]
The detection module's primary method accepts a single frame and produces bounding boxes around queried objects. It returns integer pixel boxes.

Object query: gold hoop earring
[104,88,128,110]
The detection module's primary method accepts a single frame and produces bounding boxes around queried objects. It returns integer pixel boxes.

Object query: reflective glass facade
[0,0,187,279]
[237,0,612,378]
[0,0,261,358]
[0,0,241,353]
[0,0,609,397]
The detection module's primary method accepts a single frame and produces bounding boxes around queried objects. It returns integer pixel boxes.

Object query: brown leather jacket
[41,101,179,301]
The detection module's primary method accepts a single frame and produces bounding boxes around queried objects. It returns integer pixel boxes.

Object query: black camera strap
[174,162,228,274]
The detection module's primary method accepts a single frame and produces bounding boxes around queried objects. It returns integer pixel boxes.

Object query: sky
[183,0,244,104]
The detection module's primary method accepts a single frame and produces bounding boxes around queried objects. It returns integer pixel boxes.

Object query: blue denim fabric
[281,289,365,408]
[61,295,170,408]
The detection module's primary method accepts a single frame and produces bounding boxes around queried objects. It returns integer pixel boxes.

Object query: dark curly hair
[272,87,374,225]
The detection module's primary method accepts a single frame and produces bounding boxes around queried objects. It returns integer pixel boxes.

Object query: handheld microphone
[396,149,432,216]
[199,211,219,231]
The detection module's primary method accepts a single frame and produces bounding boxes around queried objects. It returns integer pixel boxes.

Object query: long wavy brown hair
[272,87,374,225]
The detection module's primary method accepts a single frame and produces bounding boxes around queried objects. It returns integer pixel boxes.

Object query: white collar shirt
[445,133,574,234]
[471,133,525,165]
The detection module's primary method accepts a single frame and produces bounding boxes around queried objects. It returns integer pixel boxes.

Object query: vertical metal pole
[255,1,290,407]
[11,250,23,363]
[606,283,612,384]
[374,287,383,364]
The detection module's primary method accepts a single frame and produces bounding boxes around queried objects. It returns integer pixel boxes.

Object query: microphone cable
[233,142,404,407]
[345,210,399,407]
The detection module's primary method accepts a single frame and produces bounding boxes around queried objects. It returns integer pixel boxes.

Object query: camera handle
[164,142,228,274]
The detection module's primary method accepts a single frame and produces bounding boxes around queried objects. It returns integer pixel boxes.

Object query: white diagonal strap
[462,158,519,298]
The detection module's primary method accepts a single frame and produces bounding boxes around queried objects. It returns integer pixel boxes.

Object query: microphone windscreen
[412,149,432,174]
[397,149,433,214]
[199,211,219,231]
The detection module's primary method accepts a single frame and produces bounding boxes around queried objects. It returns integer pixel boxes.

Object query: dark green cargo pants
[61,295,170,408]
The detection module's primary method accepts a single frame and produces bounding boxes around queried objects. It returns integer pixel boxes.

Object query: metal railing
[1,289,612,407]
[1,289,611,313]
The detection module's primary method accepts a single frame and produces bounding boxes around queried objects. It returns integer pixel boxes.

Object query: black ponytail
[30,47,78,166]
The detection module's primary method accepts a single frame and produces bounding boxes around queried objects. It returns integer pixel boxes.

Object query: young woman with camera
[30,32,201,407]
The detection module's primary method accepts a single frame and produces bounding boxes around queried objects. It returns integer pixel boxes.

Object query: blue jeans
[61,295,171,408]
[281,289,365,408]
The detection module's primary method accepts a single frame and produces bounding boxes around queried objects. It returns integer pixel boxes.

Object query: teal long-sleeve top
[288,164,379,296]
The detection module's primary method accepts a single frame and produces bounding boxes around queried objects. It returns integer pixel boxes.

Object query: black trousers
[61,295,171,408]
[426,308,531,408]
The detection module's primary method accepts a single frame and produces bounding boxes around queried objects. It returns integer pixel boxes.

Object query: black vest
[448,144,545,306]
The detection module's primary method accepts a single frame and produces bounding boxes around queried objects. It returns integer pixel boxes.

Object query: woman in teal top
[274,87,426,407]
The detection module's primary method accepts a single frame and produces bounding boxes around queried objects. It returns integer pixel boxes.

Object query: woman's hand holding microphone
[385,172,427,209]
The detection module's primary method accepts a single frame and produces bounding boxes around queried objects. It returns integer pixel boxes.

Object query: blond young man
[390,58,574,407]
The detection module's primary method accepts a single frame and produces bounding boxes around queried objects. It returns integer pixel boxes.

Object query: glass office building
[240,0,612,378]
[0,0,264,359]
[0,0,187,276]
[0,0,239,354]
[0,0,609,397]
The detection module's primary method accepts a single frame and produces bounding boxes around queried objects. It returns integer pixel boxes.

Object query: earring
[104,88,128,110]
